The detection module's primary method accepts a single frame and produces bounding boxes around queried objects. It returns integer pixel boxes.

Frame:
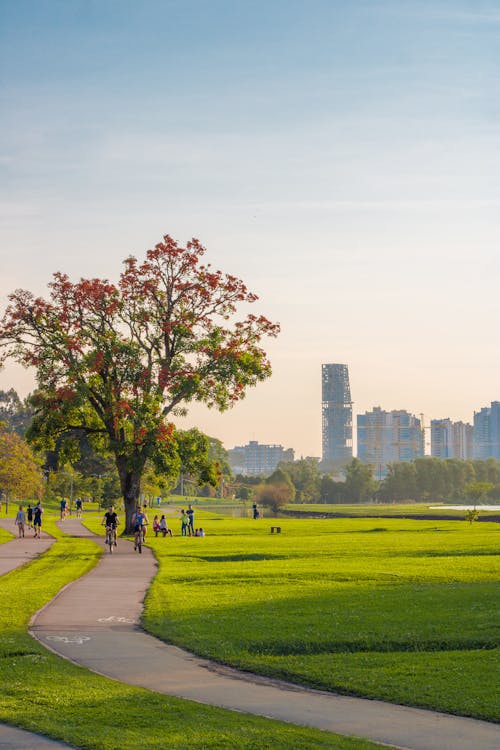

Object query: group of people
[153,514,173,537]
[179,503,204,537]
[14,502,44,538]
[60,497,84,520]
[14,499,206,545]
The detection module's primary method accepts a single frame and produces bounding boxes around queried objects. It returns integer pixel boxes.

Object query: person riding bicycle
[102,505,119,546]
[131,505,148,550]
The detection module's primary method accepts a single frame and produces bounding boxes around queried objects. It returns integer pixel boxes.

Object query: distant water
[429,505,500,511]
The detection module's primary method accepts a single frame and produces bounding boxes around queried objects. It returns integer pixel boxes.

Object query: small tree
[266,467,296,502]
[0,235,279,530]
[255,482,292,514]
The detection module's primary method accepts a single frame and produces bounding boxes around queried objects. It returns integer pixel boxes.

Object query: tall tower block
[321,363,353,467]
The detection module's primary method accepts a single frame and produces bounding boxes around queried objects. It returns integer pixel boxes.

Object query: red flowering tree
[0,235,279,530]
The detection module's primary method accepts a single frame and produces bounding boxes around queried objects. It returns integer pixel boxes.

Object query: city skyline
[1,2,499,457]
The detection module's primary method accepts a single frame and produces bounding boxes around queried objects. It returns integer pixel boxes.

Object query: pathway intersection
[27,518,500,750]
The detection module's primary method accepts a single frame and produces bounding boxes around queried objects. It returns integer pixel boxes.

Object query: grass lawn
[0,525,13,543]
[0,516,385,750]
[284,503,500,518]
[128,514,500,722]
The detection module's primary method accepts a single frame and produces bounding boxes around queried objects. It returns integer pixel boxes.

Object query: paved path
[0,519,76,749]
[0,723,75,750]
[30,520,500,750]
[0,519,54,576]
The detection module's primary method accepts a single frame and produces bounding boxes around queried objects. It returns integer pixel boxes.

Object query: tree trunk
[116,457,142,533]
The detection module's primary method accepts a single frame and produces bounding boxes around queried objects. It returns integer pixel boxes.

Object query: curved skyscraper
[321,363,353,467]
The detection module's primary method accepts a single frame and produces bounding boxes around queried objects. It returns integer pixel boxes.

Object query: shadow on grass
[245,639,499,655]
[197,554,290,563]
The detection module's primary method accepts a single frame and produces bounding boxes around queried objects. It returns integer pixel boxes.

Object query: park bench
[270,526,281,534]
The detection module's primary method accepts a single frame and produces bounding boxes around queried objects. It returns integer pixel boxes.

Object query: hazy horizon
[1,1,499,457]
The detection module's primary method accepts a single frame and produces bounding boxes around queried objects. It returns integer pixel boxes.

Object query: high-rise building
[431,419,472,459]
[357,407,424,476]
[473,401,500,459]
[321,363,353,467]
[227,441,294,476]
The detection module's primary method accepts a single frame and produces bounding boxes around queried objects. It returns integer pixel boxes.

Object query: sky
[1,0,499,457]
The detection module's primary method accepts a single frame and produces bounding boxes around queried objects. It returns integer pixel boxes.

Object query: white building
[228,441,294,476]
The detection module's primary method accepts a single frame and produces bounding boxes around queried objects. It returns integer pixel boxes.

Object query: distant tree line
[249,456,500,510]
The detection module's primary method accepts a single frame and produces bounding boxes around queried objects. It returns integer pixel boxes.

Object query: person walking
[15,505,26,538]
[33,502,43,538]
[26,503,33,530]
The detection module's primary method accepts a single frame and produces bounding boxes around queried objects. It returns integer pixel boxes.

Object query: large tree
[0,235,279,529]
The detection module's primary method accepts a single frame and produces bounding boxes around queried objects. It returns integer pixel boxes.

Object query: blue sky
[1,1,499,456]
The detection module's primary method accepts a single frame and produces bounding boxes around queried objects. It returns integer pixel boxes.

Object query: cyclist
[102,505,119,547]
[75,497,83,518]
[141,504,150,541]
[132,505,149,550]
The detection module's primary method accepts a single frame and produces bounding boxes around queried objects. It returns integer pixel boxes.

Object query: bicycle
[134,527,142,553]
[105,525,117,554]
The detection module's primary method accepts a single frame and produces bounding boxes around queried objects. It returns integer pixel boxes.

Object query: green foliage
[256,482,293,513]
[343,459,378,502]
[208,436,233,480]
[465,509,480,524]
[279,458,321,502]
[0,423,43,500]
[236,485,254,500]
[379,462,418,501]
[267,467,296,500]
[0,236,278,525]
[319,475,346,503]
[379,458,500,503]
[143,516,500,721]
[0,388,33,436]
[464,481,495,503]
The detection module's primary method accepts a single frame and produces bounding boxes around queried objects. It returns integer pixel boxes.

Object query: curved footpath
[28,519,499,750]
[0,518,77,750]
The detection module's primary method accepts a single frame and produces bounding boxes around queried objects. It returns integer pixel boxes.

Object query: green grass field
[284,502,500,518]
[129,513,500,722]
[0,516,384,750]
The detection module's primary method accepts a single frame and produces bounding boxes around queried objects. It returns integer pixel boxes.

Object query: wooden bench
[270,526,281,534]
